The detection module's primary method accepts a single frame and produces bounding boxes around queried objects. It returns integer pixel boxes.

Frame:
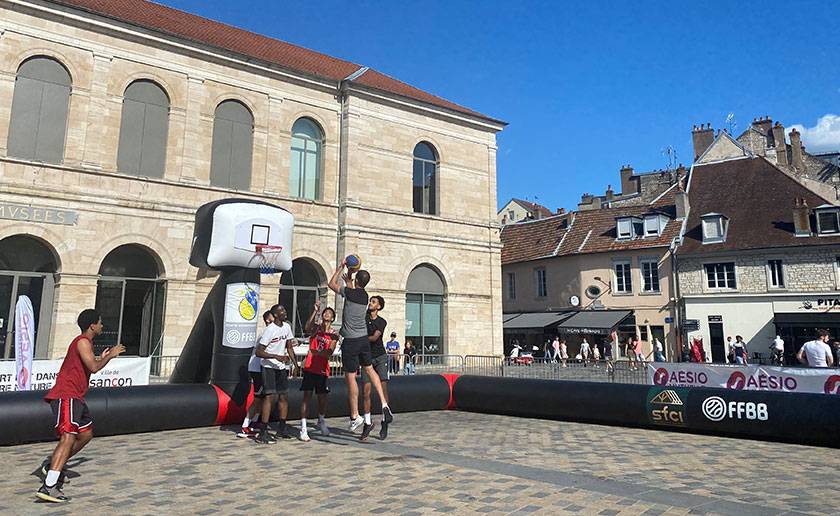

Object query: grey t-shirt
[339,286,369,339]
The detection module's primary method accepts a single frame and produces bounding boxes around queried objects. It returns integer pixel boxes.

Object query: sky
[159,0,840,212]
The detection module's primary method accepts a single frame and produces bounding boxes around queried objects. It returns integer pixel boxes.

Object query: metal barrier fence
[147,354,649,384]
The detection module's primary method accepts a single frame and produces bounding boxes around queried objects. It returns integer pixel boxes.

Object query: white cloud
[789,114,840,153]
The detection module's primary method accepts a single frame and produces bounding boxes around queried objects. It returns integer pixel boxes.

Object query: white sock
[382,403,389,410]
[364,413,371,424]
[301,418,307,431]
[242,417,251,428]
[45,470,60,487]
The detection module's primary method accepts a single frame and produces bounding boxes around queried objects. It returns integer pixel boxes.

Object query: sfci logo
[701,396,768,422]
[647,389,687,427]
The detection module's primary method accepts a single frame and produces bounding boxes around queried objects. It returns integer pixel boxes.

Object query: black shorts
[249,371,266,398]
[262,368,289,395]
[341,335,372,372]
[49,398,93,436]
[300,371,330,394]
[363,353,389,383]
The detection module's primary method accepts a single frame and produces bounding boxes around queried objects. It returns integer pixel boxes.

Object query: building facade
[678,129,840,363]
[497,198,555,226]
[0,0,505,362]
[500,178,684,358]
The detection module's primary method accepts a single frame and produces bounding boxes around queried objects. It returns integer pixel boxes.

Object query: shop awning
[557,309,633,335]
[503,312,574,330]
[775,312,840,325]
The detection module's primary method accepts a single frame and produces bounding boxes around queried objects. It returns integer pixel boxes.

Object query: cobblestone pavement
[1,410,832,515]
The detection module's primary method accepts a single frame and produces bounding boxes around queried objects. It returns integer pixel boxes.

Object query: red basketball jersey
[45,335,94,401]
[303,330,336,376]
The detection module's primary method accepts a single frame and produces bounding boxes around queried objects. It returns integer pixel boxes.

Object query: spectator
[732,335,748,365]
[647,338,665,362]
[797,329,834,368]
[592,344,601,367]
[580,338,591,365]
[726,336,734,364]
[559,339,568,367]
[385,332,400,374]
[633,336,644,366]
[403,339,417,375]
[552,337,561,363]
[602,337,613,363]
[832,340,840,368]
[769,335,785,366]
[543,339,552,363]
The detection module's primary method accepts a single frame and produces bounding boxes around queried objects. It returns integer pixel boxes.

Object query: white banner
[0,356,151,393]
[648,362,840,395]
[14,296,35,391]
[223,282,259,348]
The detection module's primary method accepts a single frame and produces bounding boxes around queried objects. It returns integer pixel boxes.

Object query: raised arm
[77,338,125,373]
[328,260,346,294]
[304,301,321,335]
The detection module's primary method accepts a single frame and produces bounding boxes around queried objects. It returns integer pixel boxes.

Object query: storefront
[557,309,634,357]
[502,312,574,355]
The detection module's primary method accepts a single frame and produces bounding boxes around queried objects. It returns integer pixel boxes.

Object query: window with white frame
[616,218,633,240]
[701,214,727,243]
[767,259,785,288]
[704,262,736,289]
[508,210,515,221]
[507,272,516,300]
[614,261,632,293]
[644,216,661,237]
[535,268,547,297]
[817,209,840,235]
[641,260,660,292]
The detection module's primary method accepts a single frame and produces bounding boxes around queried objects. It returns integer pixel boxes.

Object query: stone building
[678,130,840,363]
[497,198,555,226]
[500,173,684,359]
[0,0,505,363]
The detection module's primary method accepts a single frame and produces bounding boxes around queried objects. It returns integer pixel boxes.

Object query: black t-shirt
[404,346,417,363]
[366,314,387,357]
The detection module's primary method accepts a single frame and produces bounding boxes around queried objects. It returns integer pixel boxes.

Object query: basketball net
[255,245,283,275]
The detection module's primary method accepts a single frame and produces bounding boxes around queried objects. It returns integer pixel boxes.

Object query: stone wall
[0,2,504,358]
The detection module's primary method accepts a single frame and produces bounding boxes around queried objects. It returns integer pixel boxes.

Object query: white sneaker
[299,429,310,442]
[319,421,330,437]
[349,415,364,431]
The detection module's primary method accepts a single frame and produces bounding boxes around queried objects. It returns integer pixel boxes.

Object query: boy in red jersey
[37,309,125,503]
[298,301,338,441]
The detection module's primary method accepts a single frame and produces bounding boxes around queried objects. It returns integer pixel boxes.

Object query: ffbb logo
[647,388,687,427]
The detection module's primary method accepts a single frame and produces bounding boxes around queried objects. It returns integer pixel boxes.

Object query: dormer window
[816,206,840,235]
[644,215,662,237]
[617,218,633,239]
[701,213,728,244]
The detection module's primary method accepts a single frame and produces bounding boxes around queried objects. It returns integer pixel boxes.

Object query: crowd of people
[684,329,840,368]
[508,333,667,369]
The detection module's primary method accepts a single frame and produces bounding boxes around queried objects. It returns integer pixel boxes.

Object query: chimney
[752,116,772,135]
[692,123,714,160]
[556,207,565,215]
[789,128,804,170]
[620,165,637,194]
[772,122,788,166]
[793,197,811,236]
[605,184,614,201]
[675,183,689,219]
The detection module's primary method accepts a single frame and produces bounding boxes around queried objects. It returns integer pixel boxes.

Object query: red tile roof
[49,0,499,122]
[501,186,681,265]
[679,156,840,254]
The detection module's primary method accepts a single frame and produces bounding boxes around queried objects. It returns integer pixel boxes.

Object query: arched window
[405,265,446,355]
[290,118,323,200]
[279,258,325,337]
[117,80,170,178]
[0,235,59,359]
[95,245,166,358]
[413,142,438,215]
[7,57,72,163]
[210,100,254,190]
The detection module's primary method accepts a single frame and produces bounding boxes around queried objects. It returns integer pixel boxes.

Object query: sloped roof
[49,0,500,123]
[512,198,554,219]
[679,156,840,254]
[501,186,680,265]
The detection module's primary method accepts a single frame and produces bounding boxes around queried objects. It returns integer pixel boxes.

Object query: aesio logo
[701,396,768,421]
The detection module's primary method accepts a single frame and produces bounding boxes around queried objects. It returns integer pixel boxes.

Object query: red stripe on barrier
[441,374,460,410]
[212,384,254,426]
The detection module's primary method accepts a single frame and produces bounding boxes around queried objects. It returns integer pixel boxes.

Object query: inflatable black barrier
[452,376,840,448]
[4,375,840,447]
[0,375,452,446]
